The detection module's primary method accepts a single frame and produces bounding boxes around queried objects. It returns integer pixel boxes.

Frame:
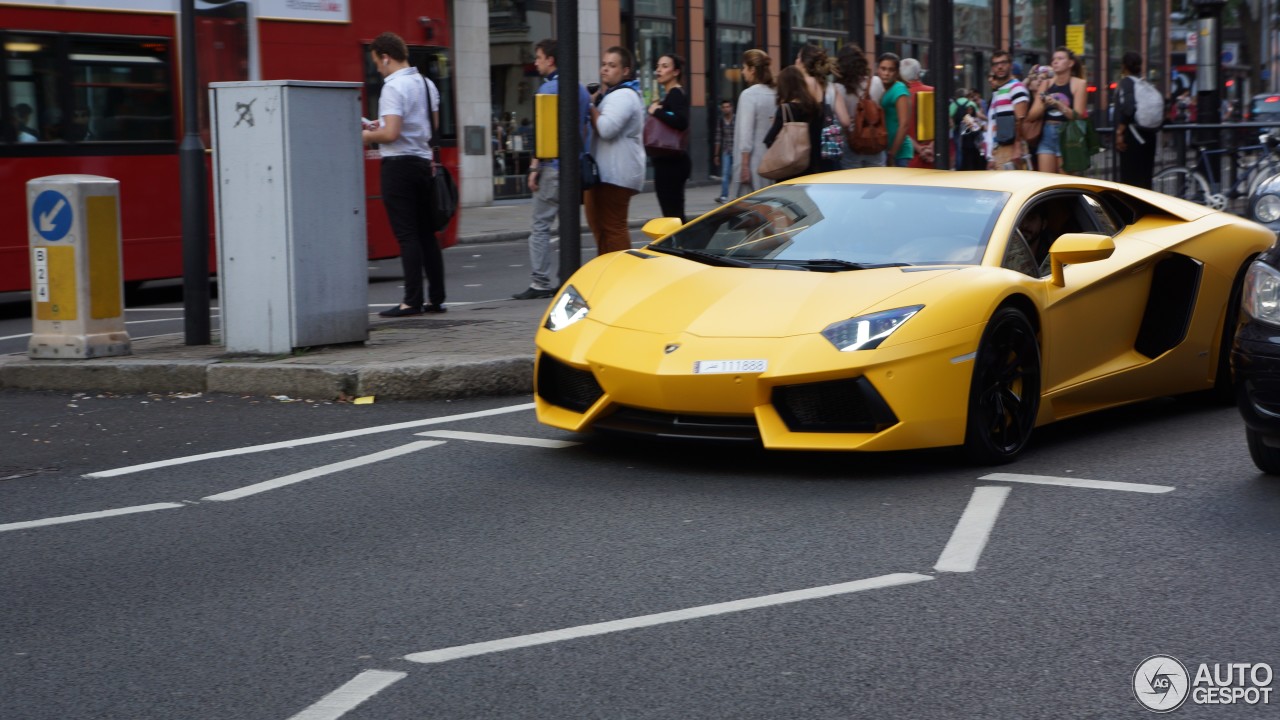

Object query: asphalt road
[1,389,1276,719]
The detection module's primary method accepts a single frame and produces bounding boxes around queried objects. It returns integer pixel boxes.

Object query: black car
[1232,243,1280,473]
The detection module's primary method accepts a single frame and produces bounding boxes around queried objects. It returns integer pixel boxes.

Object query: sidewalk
[0,184,727,401]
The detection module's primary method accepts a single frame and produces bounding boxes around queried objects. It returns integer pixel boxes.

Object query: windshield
[652,184,1009,268]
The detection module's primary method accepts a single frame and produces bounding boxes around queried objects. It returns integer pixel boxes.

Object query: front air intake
[772,377,898,433]
[537,355,604,413]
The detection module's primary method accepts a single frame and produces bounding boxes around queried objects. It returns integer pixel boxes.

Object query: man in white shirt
[362,32,446,317]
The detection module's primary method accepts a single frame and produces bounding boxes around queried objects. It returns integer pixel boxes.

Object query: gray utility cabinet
[211,80,367,354]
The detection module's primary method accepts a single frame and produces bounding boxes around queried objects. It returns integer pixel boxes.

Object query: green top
[881,81,914,161]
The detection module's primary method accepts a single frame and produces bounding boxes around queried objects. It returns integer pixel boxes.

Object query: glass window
[1144,0,1165,92]
[955,0,995,47]
[717,0,753,24]
[879,0,930,40]
[636,18,674,105]
[1106,0,1140,92]
[70,37,173,142]
[3,34,62,144]
[791,0,847,29]
[636,0,675,15]
[717,27,753,105]
[1012,0,1049,58]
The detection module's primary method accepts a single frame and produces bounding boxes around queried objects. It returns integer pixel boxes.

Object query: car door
[1027,192,1161,409]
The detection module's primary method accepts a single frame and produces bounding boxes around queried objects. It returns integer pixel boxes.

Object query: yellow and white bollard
[26,175,131,359]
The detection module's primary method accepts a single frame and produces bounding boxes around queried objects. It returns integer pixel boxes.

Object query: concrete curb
[0,356,535,401]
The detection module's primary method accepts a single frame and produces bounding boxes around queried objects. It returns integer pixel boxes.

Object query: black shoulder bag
[422,76,457,232]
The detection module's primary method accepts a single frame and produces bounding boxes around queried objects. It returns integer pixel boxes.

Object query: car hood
[585,253,960,338]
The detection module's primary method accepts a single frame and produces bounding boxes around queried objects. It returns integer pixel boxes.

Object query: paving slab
[0,184,728,401]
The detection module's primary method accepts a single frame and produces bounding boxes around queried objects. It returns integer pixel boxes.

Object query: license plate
[692,359,768,374]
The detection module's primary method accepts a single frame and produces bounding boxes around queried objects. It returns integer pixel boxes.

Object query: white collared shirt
[378,66,440,160]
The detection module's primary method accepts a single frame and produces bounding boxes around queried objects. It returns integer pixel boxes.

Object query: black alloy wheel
[963,307,1042,464]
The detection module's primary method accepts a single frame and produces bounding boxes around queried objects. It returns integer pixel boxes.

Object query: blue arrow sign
[31,190,73,242]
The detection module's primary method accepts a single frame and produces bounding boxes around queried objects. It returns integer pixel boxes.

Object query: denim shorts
[1039,121,1064,157]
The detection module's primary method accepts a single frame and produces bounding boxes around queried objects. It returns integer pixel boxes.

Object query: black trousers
[381,156,445,308]
[653,154,691,222]
[1118,127,1158,190]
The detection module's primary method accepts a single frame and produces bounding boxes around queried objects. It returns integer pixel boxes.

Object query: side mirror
[1048,232,1115,286]
[642,217,683,241]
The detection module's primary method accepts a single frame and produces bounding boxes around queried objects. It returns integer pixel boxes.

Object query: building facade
[458,0,1172,206]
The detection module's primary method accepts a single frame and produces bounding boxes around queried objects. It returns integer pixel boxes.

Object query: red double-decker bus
[0,0,457,294]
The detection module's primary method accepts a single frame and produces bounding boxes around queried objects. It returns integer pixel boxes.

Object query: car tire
[1211,259,1252,402]
[963,307,1041,464]
[1246,427,1280,474]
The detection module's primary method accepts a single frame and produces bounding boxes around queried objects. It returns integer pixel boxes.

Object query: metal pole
[931,0,954,169]
[180,0,211,345]
[556,0,582,284]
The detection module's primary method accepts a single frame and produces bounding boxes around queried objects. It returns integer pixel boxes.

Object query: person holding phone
[984,50,1030,170]
[1026,46,1088,174]
[362,31,445,317]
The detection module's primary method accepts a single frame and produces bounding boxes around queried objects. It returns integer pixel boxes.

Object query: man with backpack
[1114,51,1161,189]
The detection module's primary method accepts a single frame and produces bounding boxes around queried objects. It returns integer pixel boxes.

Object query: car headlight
[1256,194,1280,224]
[821,305,923,351]
[1243,261,1280,325]
[544,285,590,331]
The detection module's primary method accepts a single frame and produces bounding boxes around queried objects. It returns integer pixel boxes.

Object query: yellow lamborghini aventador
[534,168,1275,462]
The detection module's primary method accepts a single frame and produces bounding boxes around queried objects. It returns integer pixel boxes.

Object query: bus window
[70,37,173,142]
[3,35,62,144]
[363,45,456,144]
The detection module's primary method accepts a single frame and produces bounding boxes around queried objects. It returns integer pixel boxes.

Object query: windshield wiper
[648,245,752,268]
[797,259,913,272]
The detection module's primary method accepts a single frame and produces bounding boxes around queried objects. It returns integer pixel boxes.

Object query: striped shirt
[987,78,1029,134]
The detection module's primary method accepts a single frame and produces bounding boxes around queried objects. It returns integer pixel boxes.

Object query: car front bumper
[534,318,986,452]
[1232,317,1280,435]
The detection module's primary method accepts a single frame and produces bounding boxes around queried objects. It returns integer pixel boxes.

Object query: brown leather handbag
[643,114,688,157]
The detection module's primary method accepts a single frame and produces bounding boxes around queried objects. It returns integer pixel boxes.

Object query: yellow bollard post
[26,175,131,359]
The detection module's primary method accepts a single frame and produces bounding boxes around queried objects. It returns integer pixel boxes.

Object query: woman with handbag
[835,43,886,169]
[761,66,823,181]
[734,49,777,194]
[646,54,690,222]
[1027,46,1088,174]
[361,31,447,317]
[586,46,646,255]
[877,53,914,168]
[796,43,844,173]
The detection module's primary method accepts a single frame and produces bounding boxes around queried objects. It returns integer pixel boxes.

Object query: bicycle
[1152,140,1277,211]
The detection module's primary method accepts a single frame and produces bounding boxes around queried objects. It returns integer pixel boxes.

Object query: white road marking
[85,402,535,478]
[286,670,406,720]
[0,502,185,533]
[202,441,443,502]
[404,573,932,665]
[980,472,1175,494]
[934,486,1011,573]
[415,430,578,448]
[0,333,32,341]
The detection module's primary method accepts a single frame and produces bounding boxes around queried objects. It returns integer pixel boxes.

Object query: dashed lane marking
[0,502,185,533]
[285,670,407,720]
[85,402,535,479]
[415,430,579,448]
[202,441,444,502]
[980,472,1175,494]
[403,573,932,665]
[934,486,1011,573]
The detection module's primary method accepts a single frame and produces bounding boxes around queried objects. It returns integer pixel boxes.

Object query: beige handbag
[758,104,811,180]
